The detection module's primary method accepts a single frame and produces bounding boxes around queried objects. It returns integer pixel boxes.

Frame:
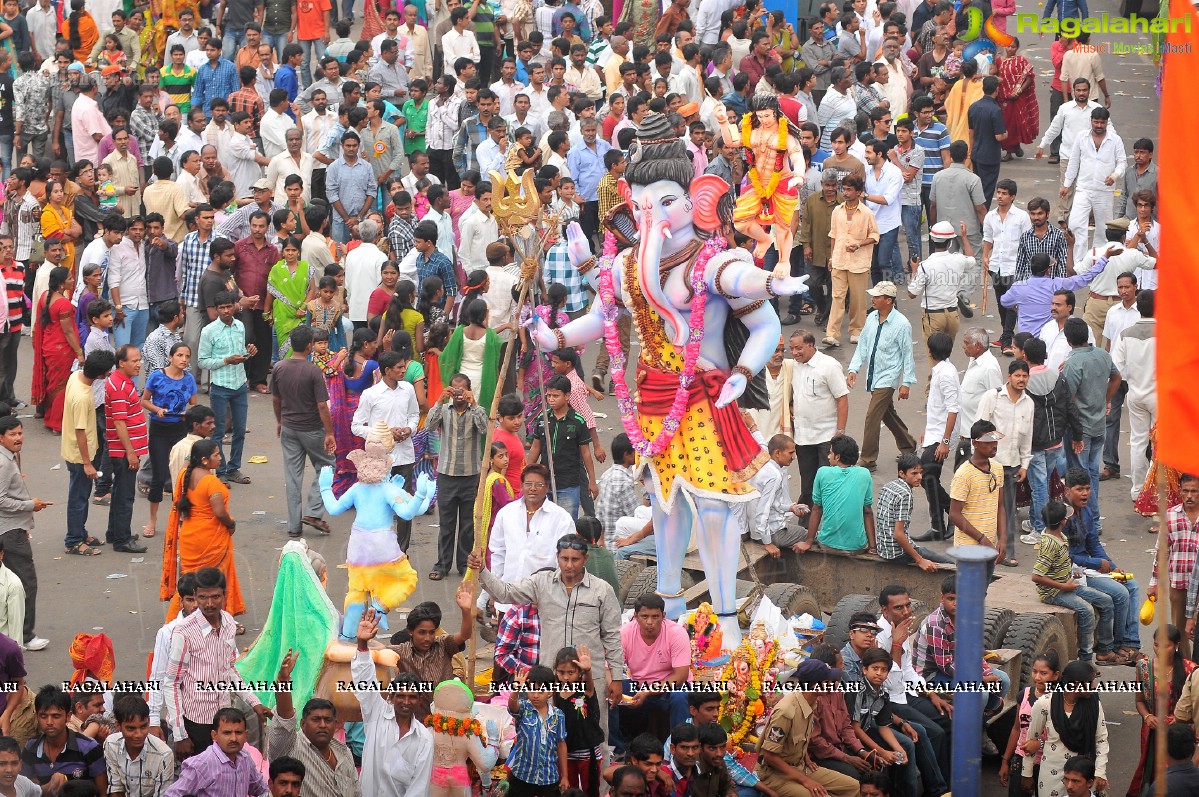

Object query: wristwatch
[941,438,951,445]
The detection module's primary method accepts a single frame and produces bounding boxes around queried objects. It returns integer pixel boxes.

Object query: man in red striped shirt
[104,345,149,553]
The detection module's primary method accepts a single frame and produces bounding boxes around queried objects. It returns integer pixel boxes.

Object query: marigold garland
[718,640,766,747]
[425,713,486,741]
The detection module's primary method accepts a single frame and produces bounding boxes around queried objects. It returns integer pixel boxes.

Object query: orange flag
[1153,1,1199,474]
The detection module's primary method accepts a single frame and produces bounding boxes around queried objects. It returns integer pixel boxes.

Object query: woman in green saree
[264,237,318,359]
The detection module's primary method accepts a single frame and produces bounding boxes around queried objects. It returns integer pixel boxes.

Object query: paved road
[9,2,1165,794]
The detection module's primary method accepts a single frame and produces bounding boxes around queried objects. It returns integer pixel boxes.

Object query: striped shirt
[949,458,1001,549]
[1015,225,1071,281]
[179,231,213,308]
[163,741,267,797]
[912,120,950,187]
[21,731,105,786]
[0,192,40,263]
[425,400,488,477]
[163,610,261,739]
[104,732,176,797]
[0,261,25,333]
[1033,532,1073,601]
[105,370,149,457]
[268,711,361,797]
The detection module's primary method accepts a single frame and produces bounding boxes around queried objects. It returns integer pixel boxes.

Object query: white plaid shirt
[596,464,638,550]
[104,731,175,797]
[178,231,212,308]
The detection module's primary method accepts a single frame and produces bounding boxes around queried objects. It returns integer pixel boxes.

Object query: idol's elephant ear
[690,174,731,233]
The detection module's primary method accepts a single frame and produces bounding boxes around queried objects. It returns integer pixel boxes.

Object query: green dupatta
[267,259,312,358]
[440,325,502,409]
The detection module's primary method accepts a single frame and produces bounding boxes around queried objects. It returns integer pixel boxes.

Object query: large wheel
[615,560,646,606]
[984,607,1016,651]
[1001,614,1071,690]
[623,566,696,610]
[826,594,878,649]
[763,583,822,619]
[910,599,929,628]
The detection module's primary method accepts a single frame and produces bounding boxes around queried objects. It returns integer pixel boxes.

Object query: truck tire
[910,599,929,627]
[615,560,646,606]
[763,583,822,619]
[623,566,695,610]
[1002,614,1071,689]
[984,607,1016,651]
[827,594,879,649]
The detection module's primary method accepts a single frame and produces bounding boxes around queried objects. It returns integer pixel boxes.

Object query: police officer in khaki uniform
[757,659,862,797]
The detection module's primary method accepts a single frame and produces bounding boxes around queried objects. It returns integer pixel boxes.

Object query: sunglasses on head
[557,540,588,552]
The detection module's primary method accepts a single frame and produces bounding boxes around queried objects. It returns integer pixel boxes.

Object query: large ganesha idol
[532,113,807,646]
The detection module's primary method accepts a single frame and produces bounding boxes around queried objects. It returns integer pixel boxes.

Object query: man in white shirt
[1039,290,1094,372]
[1097,269,1143,487]
[1076,221,1156,346]
[864,139,904,285]
[26,0,58,62]
[1111,289,1155,500]
[517,64,552,124]
[1036,78,1112,225]
[265,128,316,204]
[564,45,603,103]
[344,219,389,326]
[442,7,480,76]
[505,94,546,143]
[489,59,526,117]
[352,612,435,797]
[474,117,510,179]
[423,187,457,264]
[176,150,207,209]
[149,573,198,732]
[259,90,297,160]
[1062,106,1125,268]
[981,180,1031,351]
[352,351,422,550]
[371,9,416,70]
[165,10,202,56]
[915,331,960,542]
[955,327,1003,469]
[107,217,151,351]
[745,431,808,555]
[226,112,271,199]
[458,184,499,273]
[176,108,206,159]
[488,464,575,612]
[483,242,517,345]
[788,331,849,510]
[976,359,1035,566]
[907,221,973,344]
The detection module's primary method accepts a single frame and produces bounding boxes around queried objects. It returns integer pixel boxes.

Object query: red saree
[31,296,77,433]
[998,55,1040,151]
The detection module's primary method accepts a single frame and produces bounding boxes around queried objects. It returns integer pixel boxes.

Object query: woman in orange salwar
[160,439,246,627]
[30,267,82,433]
[62,0,98,65]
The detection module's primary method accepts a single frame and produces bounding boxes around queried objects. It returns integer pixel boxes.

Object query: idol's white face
[629,180,694,240]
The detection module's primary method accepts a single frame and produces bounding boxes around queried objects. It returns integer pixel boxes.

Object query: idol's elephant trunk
[637,215,689,348]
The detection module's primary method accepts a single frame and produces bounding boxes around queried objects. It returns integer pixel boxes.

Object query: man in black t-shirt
[528,374,596,521]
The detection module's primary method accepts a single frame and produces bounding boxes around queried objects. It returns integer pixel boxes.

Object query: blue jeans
[0,134,11,181]
[331,213,354,245]
[615,537,656,560]
[928,669,1009,716]
[871,226,903,285]
[222,29,248,61]
[260,31,287,59]
[209,383,248,474]
[1065,430,1104,536]
[1045,586,1112,658]
[113,306,149,352]
[65,462,94,548]
[1086,575,1140,649]
[299,38,326,87]
[1028,446,1068,532]
[901,203,923,265]
[552,485,580,519]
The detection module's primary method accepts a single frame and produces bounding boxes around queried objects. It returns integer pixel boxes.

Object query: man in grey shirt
[1062,317,1122,540]
[0,416,50,651]
[468,533,625,735]
[929,140,987,255]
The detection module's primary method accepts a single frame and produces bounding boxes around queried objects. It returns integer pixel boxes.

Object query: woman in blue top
[140,342,198,539]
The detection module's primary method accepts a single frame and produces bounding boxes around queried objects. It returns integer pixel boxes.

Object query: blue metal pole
[949,545,996,797]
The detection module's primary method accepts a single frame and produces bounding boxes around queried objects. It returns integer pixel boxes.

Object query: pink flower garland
[597,231,726,457]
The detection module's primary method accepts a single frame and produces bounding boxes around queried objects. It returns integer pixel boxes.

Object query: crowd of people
[0,0,1181,794]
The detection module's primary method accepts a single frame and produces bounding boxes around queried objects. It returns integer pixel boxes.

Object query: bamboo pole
[1153,465,1170,797]
[462,218,559,686]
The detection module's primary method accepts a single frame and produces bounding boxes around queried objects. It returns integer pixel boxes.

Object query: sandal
[1095,652,1129,666]
[301,516,331,534]
[84,536,103,547]
[798,301,816,316]
[142,524,155,539]
[66,542,101,556]
[428,571,445,581]
[253,384,270,394]
[999,557,1019,568]
[138,481,150,495]
[92,494,110,506]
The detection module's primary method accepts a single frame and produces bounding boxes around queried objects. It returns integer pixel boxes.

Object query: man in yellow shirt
[62,351,116,557]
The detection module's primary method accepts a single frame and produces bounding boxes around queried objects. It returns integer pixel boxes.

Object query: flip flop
[301,517,331,534]
[142,524,156,539]
[428,571,445,581]
[92,494,110,506]
[1000,558,1019,568]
